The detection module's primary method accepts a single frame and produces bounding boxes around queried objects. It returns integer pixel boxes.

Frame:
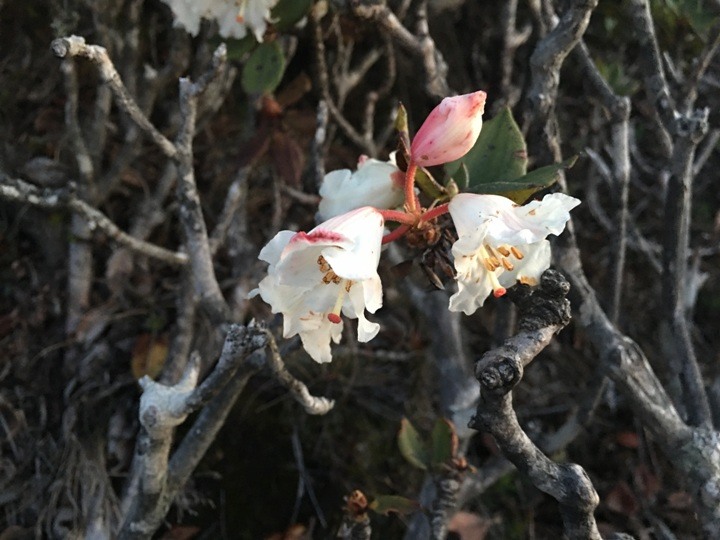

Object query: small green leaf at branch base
[369,495,420,516]
[469,155,578,204]
[242,41,286,95]
[398,418,430,470]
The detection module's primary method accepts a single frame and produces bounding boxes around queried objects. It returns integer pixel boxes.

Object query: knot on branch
[674,108,709,142]
[509,269,571,332]
[558,463,600,509]
[477,356,522,394]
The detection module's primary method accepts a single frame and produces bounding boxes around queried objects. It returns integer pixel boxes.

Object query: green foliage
[369,495,420,516]
[444,107,573,203]
[242,41,286,95]
[398,418,459,470]
[398,418,430,470]
[468,156,578,204]
[430,418,456,466]
[446,107,527,187]
[595,58,640,96]
[653,0,718,40]
[271,0,313,31]
[224,35,258,61]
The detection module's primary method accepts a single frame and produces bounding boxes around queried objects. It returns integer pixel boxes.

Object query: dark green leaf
[369,495,420,516]
[398,418,430,470]
[271,0,313,31]
[445,107,527,187]
[242,41,286,95]
[469,155,578,204]
[431,418,457,466]
[223,35,257,61]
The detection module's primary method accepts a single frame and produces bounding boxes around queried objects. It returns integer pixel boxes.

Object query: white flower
[317,155,405,222]
[251,207,384,363]
[161,0,278,41]
[447,193,580,315]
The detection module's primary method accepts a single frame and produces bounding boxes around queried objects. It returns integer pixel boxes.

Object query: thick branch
[118,324,267,539]
[469,271,601,539]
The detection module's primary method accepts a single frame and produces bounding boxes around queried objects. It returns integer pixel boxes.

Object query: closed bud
[410,91,487,167]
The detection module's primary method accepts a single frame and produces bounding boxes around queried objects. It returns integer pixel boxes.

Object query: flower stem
[404,161,419,213]
[379,209,417,225]
[419,203,450,223]
[382,224,410,244]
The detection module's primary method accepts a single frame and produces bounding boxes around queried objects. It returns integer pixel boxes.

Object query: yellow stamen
[497,246,511,257]
[501,258,514,271]
[510,246,524,260]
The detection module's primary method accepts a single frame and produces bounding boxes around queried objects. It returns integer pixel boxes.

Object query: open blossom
[160,0,278,41]
[317,155,404,221]
[448,193,580,315]
[410,91,487,167]
[251,207,384,363]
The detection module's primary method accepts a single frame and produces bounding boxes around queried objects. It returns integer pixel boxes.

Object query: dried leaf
[159,525,200,540]
[368,495,419,516]
[448,511,492,540]
[131,334,169,380]
[605,481,639,516]
[615,431,641,449]
[271,131,305,187]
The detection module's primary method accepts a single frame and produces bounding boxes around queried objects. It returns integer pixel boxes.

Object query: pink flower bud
[410,91,487,167]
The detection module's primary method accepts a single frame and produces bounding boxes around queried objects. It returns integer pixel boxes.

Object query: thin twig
[174,44,232,323]
[0,176,188,266]
[51,35,178,159]
[263,330,335,415]
[661,108,711,427]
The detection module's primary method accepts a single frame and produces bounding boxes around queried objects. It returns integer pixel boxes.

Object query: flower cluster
[252,91,580,362]
[160,0,277,41]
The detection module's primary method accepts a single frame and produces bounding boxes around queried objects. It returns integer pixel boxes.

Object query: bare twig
[174,44,232,323]
[264,330,335,415]
[661,108,711,427]
[524,0,599,166]
[627,0,675,156]
[350,0,449,98]
[51,35,178,159]
[572,40,632,324]
[0,176,188,266]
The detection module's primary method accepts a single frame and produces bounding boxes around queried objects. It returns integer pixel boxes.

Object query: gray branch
[469,270,602,540]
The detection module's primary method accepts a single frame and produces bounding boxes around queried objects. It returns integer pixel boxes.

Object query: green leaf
[431,418,457,466]
[415,167,446,200]
[398,418,430,470]
[369,495,420,516]
[271,0,313,31]
[445,107,527,187]
[242,42,286,95]
[469,155,578,204]
[223,35,258,61]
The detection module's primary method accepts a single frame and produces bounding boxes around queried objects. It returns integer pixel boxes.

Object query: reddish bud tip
[327,313,342,324]
[493,287,507,298]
